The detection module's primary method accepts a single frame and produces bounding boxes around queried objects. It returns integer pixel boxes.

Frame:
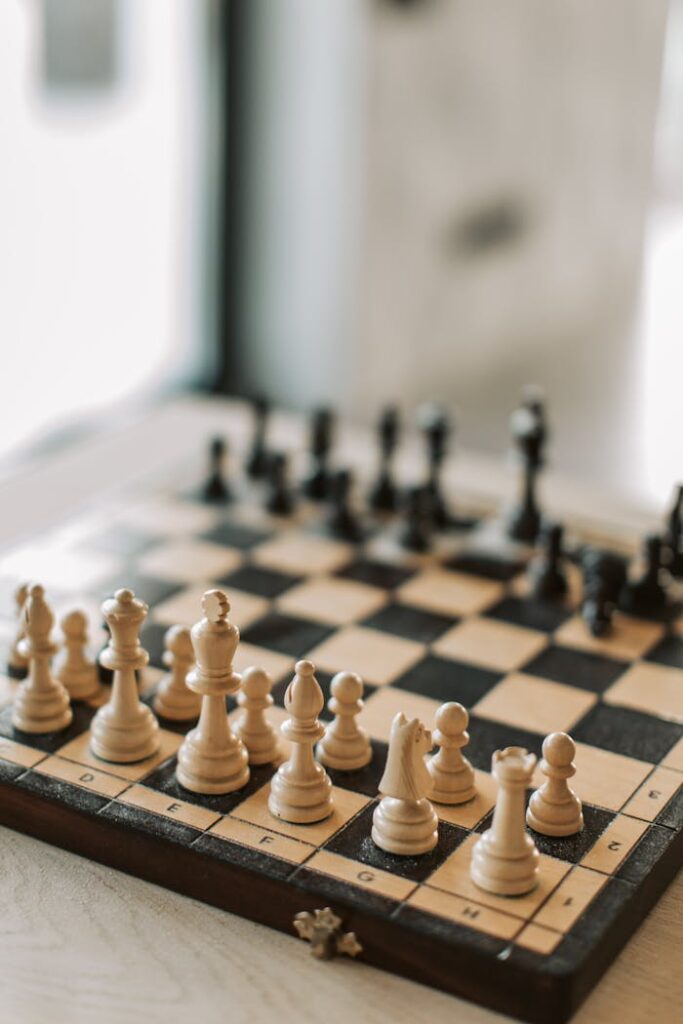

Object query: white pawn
[55,610,101,701]
[176,590,249,794]
[268,660,333,824]
[153,625,201,721]
[7,582,29,679]
[90,589,159,763]
[372,712,438,856]
[316,671,372,771]
[12,584,73,734]
[527,732,583,836]
[427,702,476,804]
[471,747,539,896]
[235,666,280,765]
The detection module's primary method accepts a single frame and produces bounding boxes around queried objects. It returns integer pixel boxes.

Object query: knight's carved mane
[378,712,432,801]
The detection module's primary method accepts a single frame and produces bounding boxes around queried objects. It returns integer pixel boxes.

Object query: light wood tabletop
[0,825,680,1024]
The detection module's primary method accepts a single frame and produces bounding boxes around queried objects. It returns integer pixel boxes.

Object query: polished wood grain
[0,826,679,1024]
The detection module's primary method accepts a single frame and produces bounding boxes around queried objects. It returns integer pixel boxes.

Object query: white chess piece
[55,609,101,701]
[153,625,201,721]
[526,732,583,836]
[471,747,539,896]
[12,584,73,734]
[234,666,280,765]
[316,671,372,771]
[7,582,29,679]
[90,589,160,763]
[427,702,476,804]
[176,590,249,794]
[372,712,438,856]
[268,660,333,824]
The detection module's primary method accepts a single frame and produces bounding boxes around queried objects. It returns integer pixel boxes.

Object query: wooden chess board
[0,434,680,1024]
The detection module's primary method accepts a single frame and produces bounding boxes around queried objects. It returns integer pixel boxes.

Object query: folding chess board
[0,444,681,1024]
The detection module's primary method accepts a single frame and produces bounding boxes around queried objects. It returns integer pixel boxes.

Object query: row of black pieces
[528,522,677,634]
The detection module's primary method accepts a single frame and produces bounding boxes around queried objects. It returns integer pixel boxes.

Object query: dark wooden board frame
[1,771,681,1024]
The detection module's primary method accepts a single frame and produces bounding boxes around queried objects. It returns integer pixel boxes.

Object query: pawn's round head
[61,609,88,637]
[543,731,575,766]
[164,624,193,658]
[241,666,272,699]
[435,701,468,735]
[330,670,363,704]
[29,583,45,601]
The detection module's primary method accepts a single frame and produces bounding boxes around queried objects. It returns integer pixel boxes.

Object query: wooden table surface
[1,825,680,1024]
[0,396,681,1024]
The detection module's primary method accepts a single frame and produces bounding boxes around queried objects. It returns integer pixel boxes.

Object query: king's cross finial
[293,908,362,960]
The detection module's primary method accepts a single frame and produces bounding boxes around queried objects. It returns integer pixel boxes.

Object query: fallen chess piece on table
[293,907,362,960]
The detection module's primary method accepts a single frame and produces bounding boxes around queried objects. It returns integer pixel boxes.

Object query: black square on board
[528,803,615,863]
[219,565,302,599]
[446,552,527,582]
[324,740,388,797]
[571,704,682,763]
[325,801,468,882]
[466,715,544,771]
[335,558,417,590]
[0,702,95,754]
[392,655,502,708]
[521,645,628,694]
[644,634,683,671]
[241,613,334,659]
[200,522,272,551]
[139,757,278,814]
[361,603,455,644]
[486,596,572,634]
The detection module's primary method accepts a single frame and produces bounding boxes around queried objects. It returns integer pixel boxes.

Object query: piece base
[268,794,333,824]
[526,808,584,837]
[176,764,250,795]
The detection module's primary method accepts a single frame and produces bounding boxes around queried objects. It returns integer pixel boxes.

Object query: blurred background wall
[1,0,681,506]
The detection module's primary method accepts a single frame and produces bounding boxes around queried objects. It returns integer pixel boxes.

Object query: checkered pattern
[0,487,681,989]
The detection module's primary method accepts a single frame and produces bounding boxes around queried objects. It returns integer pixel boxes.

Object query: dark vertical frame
[211,0,250,395]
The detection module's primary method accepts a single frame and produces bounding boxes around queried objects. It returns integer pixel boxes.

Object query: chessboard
[0,406,681,1024]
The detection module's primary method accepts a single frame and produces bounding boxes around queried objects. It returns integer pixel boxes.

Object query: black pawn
[664,484,683,578]
[202,437,230,503]
[581,549,627,637]
[400,486,433,552]
[265,452,294,516]
[619,534,668,617]
[246,395,270,479]
[327,469,362,542]
[506,391,546,543]
[418,403,450,529]
[528,522,568,601]
[302,407,334,501]
[369,406,400,513]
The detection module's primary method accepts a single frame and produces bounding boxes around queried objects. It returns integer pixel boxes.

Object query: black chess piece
[327,469,362,541]
[581,549,627,637]
[506,390,546,543]
[265,452,294,516]
[400,485,433,552]
[202,437,231,502]
[368,406,400,513]
[619,534,669,617]
[418,402,450,529]
[664,484,683,578]
[246,395,270,479]
[528,522,568,601]
[302,408,334,500]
